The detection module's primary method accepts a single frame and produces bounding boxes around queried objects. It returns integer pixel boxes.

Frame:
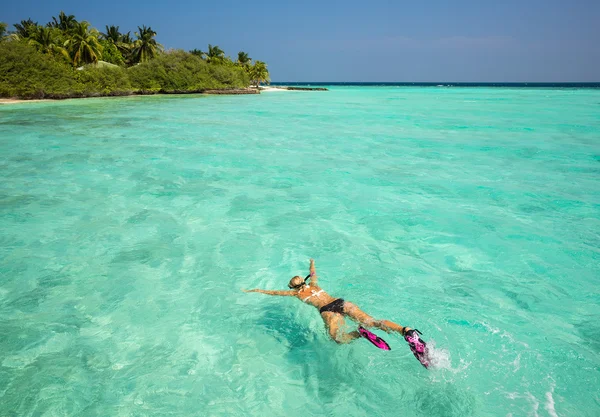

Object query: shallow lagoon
[1,87,599,416]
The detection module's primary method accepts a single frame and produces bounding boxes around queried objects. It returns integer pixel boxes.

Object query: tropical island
[0,12,271,99]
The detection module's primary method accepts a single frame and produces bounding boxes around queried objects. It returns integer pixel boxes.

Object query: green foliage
[237,51,251,67]
[207,63,249,87]
[128,50,248,92]
[121,32,133,44]
[100,25,132,65]
[247,60,270,86]
[190,49,205,59]
[115,31,135,65]
[99,39,125,66]
[64,21,103,67]
[27,26,69,62]
[2,10,265,98]
[0,22,8,40]
[48,11,77,31]
[76,65,131,95]
[0,41,81,98]
[132,25,162,63]
[205,44,225,63]
[13,19,38,39]
[101,25,121,44]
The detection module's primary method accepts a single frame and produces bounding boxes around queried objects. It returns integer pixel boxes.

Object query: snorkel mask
[288,274,311,289]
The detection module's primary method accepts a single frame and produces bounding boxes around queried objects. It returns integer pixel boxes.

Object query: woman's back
[296,284,336,309]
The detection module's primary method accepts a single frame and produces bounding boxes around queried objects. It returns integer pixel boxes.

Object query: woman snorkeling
[243,259,430,367]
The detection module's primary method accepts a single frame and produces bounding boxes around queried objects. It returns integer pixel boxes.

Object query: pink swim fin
[404,329,430,368]
[358,326,391,350]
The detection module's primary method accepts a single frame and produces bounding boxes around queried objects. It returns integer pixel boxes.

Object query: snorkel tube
[288,274,313,289]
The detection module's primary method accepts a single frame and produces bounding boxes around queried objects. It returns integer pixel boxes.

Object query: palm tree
[101,25,126,63]
[101,25,121,44]
[248,61,270,87]
[118,32,134,53]
[64,21,103,66]
[132,25,162,63]
[205,44,224,63]
[121,31,133,44]
[13,19,38,39]
[49,11,77,31]
[190,48,205,59]
[116,31,135,65]
[237,51,251,67]
[28,26,69,60]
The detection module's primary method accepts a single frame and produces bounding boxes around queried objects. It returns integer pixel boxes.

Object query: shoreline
[260,86,328,92]
[0,88,261,105]
[0,98,59,105]
[0,86,329,105]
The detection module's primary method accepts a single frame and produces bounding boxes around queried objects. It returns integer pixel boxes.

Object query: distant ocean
[275,81,600,88]
[1,86,599,416]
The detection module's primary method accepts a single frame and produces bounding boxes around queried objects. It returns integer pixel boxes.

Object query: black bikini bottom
[319,298,345,314]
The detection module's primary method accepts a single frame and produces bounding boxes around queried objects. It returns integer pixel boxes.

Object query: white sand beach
[258,86,289,92]
[0,98,55,105]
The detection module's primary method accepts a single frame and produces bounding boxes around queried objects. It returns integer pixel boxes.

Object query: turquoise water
[1,87,599,416]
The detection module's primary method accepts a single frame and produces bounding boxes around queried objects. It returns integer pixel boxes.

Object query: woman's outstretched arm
[308,258,318,284]
[242,289,297,296]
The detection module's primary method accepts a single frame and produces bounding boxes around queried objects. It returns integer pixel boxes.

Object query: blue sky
[3,0,599,81]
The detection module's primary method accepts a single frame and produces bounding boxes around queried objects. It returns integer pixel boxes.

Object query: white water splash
[425,340,453,370]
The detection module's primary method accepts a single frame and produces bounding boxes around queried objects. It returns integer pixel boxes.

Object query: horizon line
[272,81,600,84]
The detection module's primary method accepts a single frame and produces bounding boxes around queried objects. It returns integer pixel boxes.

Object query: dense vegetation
[0,12,270,99]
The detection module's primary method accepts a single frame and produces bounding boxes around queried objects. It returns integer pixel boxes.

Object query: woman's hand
[242,288,257,293]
